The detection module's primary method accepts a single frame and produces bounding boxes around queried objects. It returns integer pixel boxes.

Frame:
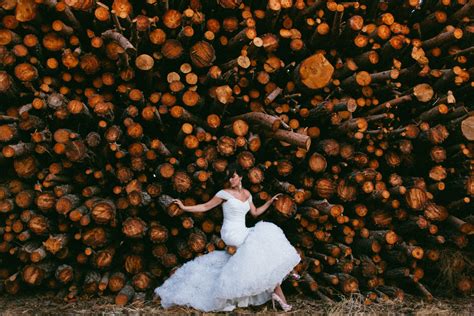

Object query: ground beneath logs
[0,292,472,315]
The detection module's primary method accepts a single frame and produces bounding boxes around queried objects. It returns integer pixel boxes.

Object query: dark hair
[224,162,244,182]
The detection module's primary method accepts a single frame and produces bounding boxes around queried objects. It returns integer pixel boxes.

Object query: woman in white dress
[154,164,301,312]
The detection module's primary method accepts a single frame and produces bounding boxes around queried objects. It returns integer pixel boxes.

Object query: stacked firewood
[0,0,472,305]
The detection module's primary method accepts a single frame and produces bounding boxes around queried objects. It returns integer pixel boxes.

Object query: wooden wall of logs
[0,0,472,305]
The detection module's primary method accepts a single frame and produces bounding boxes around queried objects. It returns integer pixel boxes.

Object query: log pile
[0,0,473,305]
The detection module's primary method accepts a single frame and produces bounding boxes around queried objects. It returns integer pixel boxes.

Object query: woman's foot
[284,270,301,282]
[271,293,292,312]
[289,271,301,281]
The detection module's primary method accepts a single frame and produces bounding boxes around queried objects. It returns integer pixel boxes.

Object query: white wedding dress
[154,189,301,312]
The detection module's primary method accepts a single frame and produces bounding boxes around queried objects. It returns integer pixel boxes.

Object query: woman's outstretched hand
[271,193,283,202]
[172,198,185,209]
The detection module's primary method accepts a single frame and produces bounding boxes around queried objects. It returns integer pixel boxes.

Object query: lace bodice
[215,189,253,247]
[216,189,252,221]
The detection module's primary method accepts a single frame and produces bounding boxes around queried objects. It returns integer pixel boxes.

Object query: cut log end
[461,116,474,141]
[296,53,334,90]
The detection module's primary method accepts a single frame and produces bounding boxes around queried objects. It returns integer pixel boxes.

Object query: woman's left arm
[249,193,282,217]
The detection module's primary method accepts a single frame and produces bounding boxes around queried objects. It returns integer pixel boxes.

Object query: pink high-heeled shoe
[284,271,301,282]
[271,293,292,312]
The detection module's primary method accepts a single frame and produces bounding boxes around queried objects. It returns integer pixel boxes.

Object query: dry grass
[323,293,472,316]
[0,292,472,316]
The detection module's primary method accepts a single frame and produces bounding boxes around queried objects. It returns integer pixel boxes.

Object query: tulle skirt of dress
[154,221,301,312]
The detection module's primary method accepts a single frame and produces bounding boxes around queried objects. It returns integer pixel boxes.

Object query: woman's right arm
[172,195,224,213]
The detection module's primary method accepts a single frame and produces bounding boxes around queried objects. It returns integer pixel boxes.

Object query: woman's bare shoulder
[244,189,252,198]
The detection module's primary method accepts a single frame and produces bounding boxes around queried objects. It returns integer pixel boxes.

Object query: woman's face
[229,172,242,188]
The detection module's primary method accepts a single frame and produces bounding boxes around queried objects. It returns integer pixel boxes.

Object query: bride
[154,164,301,312]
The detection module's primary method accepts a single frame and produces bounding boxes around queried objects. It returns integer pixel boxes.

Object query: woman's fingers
[272,193,283,201]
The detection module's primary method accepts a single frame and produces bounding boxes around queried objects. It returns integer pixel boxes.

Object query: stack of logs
[0,0,473,306]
